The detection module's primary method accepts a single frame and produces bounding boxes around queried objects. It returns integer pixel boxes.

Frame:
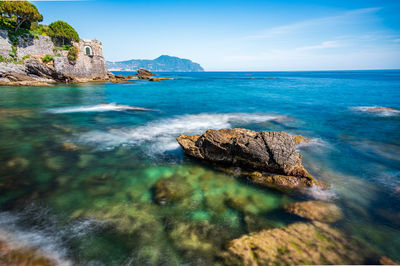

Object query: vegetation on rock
[67,45,78,63]
[48,20,79,46]
[0,0,43,32]
[42,54,54,63]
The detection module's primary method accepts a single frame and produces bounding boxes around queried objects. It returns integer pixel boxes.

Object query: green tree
[48,20,79,46]
[0,0,43,32]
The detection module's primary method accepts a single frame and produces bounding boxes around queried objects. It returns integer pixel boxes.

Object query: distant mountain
[106,55,204,72]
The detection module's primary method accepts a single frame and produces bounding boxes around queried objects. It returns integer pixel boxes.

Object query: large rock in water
[177,128,317,189]
[219,221,377,265]
[136,68,155,76]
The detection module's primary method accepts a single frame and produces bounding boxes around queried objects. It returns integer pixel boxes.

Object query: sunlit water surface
[0,71,399,265]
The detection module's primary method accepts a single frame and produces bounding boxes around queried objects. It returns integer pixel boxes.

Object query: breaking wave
[350,106,400,117]
[77,113,286,153]
[45,103,151,114]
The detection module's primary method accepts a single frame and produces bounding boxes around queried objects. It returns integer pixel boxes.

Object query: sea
[0,70,399,265]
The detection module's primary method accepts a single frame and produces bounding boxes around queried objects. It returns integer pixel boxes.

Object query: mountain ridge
[106,55,204,72]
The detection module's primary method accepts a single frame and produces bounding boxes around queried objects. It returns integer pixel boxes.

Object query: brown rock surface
[380,256,400,265]
[177,128,317,189]
[136,68,155,76]
[284,201,343,223]
[0,239,56,266]
[220,221,375,265]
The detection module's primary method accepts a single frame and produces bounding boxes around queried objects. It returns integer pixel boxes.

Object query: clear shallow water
[0,70,399,264]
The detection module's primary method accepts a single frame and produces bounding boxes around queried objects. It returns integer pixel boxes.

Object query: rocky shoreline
[0,59,172,86]
[0,28,172,86]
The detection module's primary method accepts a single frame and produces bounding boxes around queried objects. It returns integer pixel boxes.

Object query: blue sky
[32,0,400,71]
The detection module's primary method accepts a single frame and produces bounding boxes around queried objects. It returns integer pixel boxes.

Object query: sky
[31,0,400,71]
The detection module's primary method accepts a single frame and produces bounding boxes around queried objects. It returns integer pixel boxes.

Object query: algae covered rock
[220,221,376,265]
[0,239,56,266]
[167,220,230,264]
[6,157,30,171]
[153,176,192,205]
[379,256,400,265]
[177,128,317,189]
[292,135,310,145]
[249,171,316,189]
[284,200,343,223]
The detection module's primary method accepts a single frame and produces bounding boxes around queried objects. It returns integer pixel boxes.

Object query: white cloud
[244,7,382,40]
[296,41,343,51]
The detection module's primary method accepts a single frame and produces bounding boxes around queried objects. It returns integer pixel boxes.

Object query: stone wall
[0,30,107,80]
[54,39,107,80]
[17,35,54,59]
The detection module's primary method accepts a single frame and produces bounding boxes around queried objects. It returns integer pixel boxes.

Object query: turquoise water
[0,70,399,264]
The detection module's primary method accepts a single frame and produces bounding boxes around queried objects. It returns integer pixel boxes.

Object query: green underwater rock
[153,175,192,205]
[284,200,343,223]
[220,221,377,265]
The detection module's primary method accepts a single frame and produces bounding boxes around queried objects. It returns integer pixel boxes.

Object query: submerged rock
[177,128,318,189]
[167,220,230,264]
[379,256,399,265]
[284,201,343,223]
[61,142,80,151]
[219,221,376,265]
[292,135,310,145]
[153,176,192,205]
[0,239,56,266]
[6,157,30,171]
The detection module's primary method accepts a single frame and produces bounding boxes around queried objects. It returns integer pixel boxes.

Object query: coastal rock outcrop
[177,128,317,189]
[136,68,155,76]
[284,201,343,223]
[135,68,172,81]
[0,29,108,85]
[219,221,376,265]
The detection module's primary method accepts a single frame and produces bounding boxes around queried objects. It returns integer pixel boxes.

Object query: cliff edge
[0,29,110,85]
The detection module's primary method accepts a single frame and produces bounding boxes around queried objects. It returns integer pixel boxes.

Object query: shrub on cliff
[48,20,79,46]
[67,46,79,64]
[0,0,43,32]
[42,54,54,63]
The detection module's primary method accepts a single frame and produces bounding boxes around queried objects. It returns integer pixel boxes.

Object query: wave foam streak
[350,106,400,117]
[0,207,103,266]
[45,103,150,113]
[78,113,286,153]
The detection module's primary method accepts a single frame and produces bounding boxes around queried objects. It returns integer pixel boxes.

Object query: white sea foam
[78,113,286,153]
[0,212,71,265]
[0,208,102,266]
[306,186,337,201]
[45,103,151,114]
[296,138,329,150]
[350,106,400,117]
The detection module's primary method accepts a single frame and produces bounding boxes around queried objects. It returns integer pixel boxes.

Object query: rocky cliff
[107,55,204,72]
[0,29,109,85]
